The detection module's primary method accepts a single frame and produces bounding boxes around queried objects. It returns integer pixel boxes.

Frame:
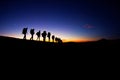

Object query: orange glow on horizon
[62,38,99,43]
[1,33,100,43]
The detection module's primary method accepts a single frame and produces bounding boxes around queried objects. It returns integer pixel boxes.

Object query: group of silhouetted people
[22,28,62,43]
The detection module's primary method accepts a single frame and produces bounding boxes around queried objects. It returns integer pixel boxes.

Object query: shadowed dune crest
[0,36,120,50]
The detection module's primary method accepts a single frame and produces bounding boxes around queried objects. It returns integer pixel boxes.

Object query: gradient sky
[0,0,120,42]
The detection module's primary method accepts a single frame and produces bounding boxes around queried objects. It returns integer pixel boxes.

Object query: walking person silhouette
[55,37,62,43]
[42,31,47,42]
[30,29,35,40]
[36,30,41,41]
[52,35,55,42]
[47,32,51,42]
[22,28,28,39]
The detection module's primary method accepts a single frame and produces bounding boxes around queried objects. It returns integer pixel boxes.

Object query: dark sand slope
[0,35,120,59]
[0,36,119,66]
[0,36,120,49]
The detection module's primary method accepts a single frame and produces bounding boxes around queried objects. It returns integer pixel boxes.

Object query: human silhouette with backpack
[58,38,62,43]
[42,31,47,42]
[52,35,55,42]
[30,29,35,40]
[36,30,41,41]
[22,28,28,39]
[55,37,62,43]
[47,32,51,42]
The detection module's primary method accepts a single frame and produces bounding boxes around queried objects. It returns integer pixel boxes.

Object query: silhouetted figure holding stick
[52,35,55,42]
[22,28,28,39]
[36,30,41,41]
[30,29,35,40]
[47,32,51,42]
[42,31,47,42]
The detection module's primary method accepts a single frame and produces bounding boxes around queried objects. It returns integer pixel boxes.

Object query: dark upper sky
[0,0,120,42]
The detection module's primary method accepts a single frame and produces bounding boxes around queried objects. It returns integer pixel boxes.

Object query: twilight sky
[0,0,120,42]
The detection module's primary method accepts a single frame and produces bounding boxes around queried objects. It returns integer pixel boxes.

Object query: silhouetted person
[58,38,62,43]
[30,29,35,40]
[22,28,28,39]
[52,35,55,42]
[55,37,59,42]
[36,30,41,41]
[42,31,47,42]
[47,32,51,42]
[55,37,62,43]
